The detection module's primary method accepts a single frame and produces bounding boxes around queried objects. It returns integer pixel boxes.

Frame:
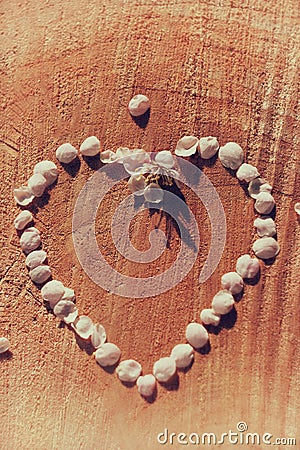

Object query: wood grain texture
[0,0,299,449]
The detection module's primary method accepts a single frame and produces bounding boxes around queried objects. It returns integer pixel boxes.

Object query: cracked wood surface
[0,1,299,449]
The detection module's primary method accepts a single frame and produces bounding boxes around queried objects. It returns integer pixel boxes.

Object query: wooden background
[0,0,299,449]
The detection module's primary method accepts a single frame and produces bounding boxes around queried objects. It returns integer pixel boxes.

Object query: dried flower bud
[29,265,51,284]
[254,192,275,214]
[20,227,41,254]
[254,217,276,237]
[25,250,47,269]
[153,357,176,382]
[170,343,194,368]
[91,324,106,349]
[56,143,78,164]
[236,163,260,182]
[116,359,142,382]
[14,210,33,230]
[211,290,235,315]
[252,237,280,259]
[53,300,78,324]
[185,323,209,348]
[236,254,260,279]
[95,343,121,367]
[199,136,219,159]
[248,177,272,199]
[221,272,244,295]
[41,280,65,308]
[61,287,75,302]
[80,136,100,156]
[27,173,47,197]
[13,186,35,206]
[218,142,244,170]
[72,315,93,339]
[0,337,10,354]
[200,308,221,326]
[33,160,58,186]
[137,374,156,397]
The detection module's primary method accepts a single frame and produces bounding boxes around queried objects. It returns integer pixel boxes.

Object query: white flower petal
[167,168,180,179]
[144,183,164,204]
[175,136,199,157]
[128,174,146,196]
[154,150,174,169]
[14,210,33,230]
[100,150,117,164]
[25,250,47,270]
[33,160,58,186]
[134,162,154,174]
[123,150,151,174]
[115,147,131,163]
[27,173,47,197]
